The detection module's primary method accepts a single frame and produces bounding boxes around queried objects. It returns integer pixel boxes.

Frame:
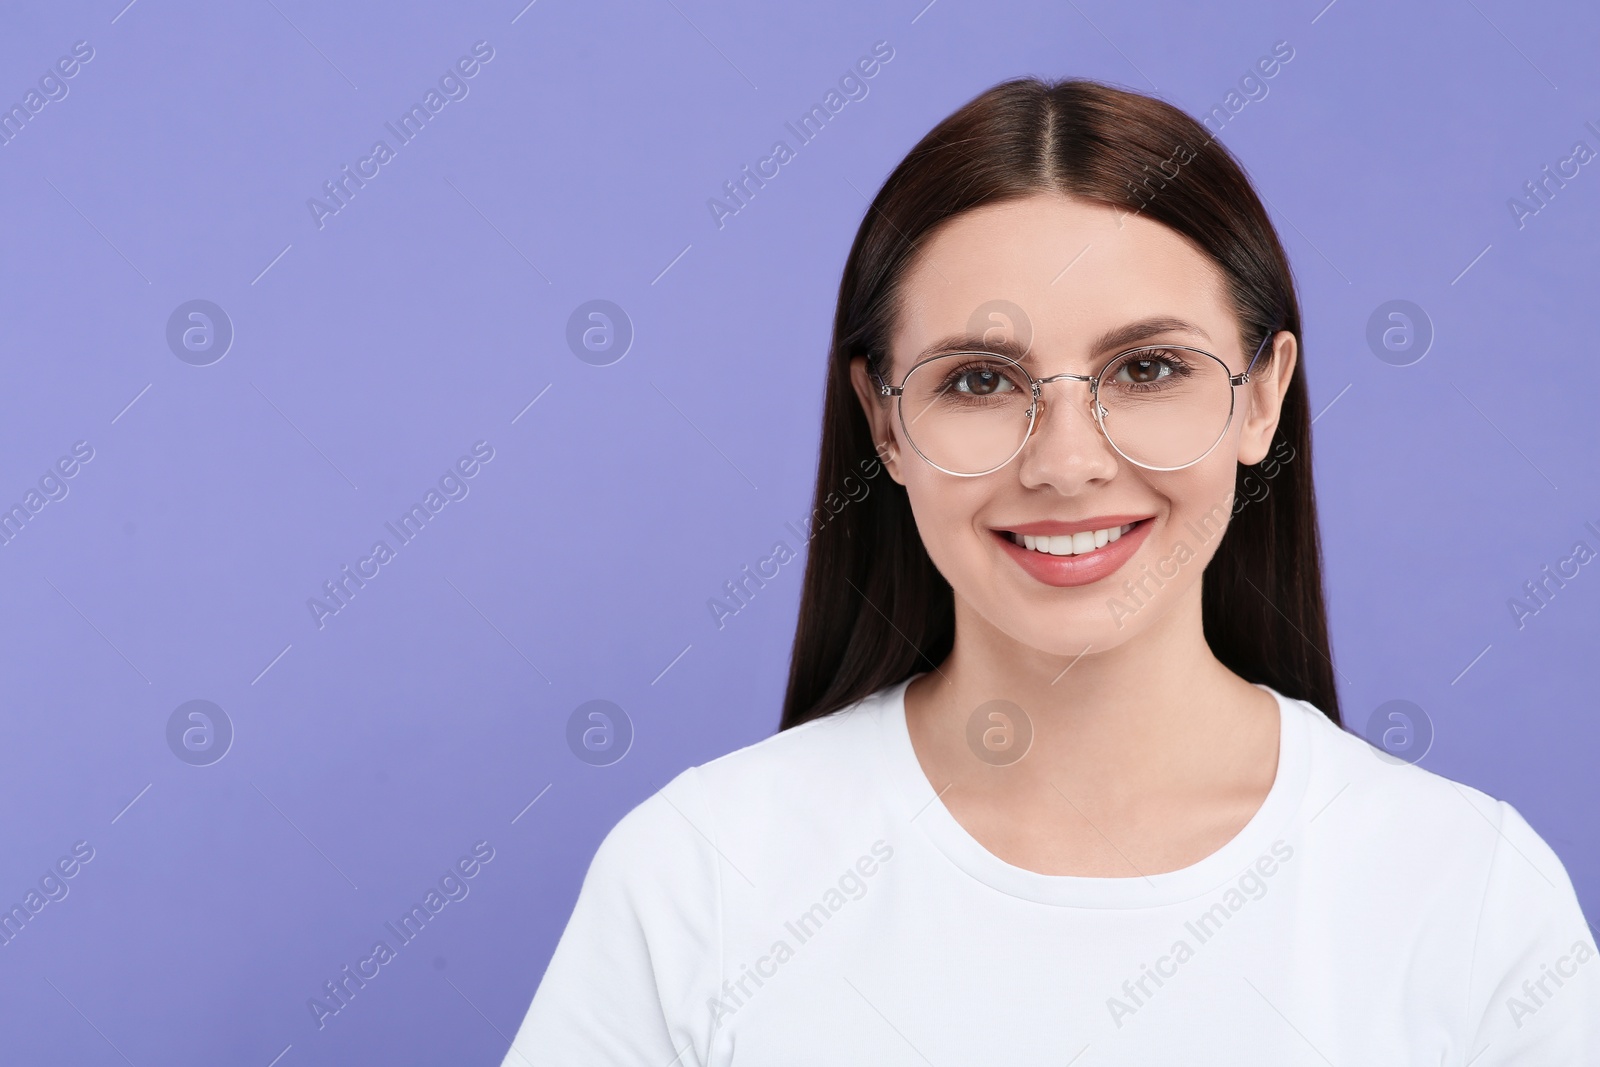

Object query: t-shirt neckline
[875,672,1312,909]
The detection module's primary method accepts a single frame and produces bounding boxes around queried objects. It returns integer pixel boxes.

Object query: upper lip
[995,515,1152,536]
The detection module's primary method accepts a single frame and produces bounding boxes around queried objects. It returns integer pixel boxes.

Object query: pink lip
[993,518,1153,588]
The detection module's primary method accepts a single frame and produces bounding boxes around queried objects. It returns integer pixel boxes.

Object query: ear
[848,355,907,485]
[1235,331,1297,467]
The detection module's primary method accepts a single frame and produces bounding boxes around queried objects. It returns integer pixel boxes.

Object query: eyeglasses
[870,332,1274,476]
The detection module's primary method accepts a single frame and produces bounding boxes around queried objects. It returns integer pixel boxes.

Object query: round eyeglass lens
[898,353,1032,474]
[1093,346,1236,469]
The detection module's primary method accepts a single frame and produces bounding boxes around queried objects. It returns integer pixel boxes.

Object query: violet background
[1,0,1596,1063]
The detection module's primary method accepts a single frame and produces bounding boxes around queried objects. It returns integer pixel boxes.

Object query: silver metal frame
[872,331,1275,476]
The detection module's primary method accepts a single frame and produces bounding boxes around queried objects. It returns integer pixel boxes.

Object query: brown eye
[1120,357,1170,384]
[957,367,1010,395]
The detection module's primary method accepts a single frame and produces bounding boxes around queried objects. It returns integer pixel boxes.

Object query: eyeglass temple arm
[1231,329,1277,386]
[869,358,900,396]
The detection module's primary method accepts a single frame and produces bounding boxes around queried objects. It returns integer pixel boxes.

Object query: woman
[503,79,1598,1063]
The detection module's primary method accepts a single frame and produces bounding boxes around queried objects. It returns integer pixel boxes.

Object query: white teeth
[1008,523,1137,556]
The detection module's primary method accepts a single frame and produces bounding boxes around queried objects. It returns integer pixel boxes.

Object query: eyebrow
[910,316,1213,365]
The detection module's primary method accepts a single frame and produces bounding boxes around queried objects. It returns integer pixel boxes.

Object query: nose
[1014,379,1120,488]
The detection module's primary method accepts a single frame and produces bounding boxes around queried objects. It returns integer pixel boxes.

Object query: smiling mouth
[1002,521,1142,557]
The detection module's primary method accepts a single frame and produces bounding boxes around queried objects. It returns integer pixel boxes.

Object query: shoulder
[1286,693,1588,939]
[1287,693,1548,859]
[1288,696,1599,1035]
[692,686,892,818]
[593,684,896,881]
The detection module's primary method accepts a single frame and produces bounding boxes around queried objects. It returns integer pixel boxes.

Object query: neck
[908,579,1274,803]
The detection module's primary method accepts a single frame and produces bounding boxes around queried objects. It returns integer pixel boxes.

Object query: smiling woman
[501,79,1600,1064]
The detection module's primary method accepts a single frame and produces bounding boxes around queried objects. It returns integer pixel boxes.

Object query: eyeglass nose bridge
[1027,370,1109,422]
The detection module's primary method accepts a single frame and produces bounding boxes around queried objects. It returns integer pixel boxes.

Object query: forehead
[888,193,1232,365]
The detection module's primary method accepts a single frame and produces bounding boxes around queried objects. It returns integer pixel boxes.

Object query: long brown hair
[779,78,1340,730]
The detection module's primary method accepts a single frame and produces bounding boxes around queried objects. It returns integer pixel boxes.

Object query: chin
[976,597,1152,660]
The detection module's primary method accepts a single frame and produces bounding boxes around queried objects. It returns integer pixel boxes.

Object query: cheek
[1159,459,1238,549]
[901,473,993,569]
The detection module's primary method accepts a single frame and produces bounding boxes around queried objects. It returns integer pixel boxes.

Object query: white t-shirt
[502,675,1600,1064]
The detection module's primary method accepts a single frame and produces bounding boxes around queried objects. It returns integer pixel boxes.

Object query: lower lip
[993,520,1153,588]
